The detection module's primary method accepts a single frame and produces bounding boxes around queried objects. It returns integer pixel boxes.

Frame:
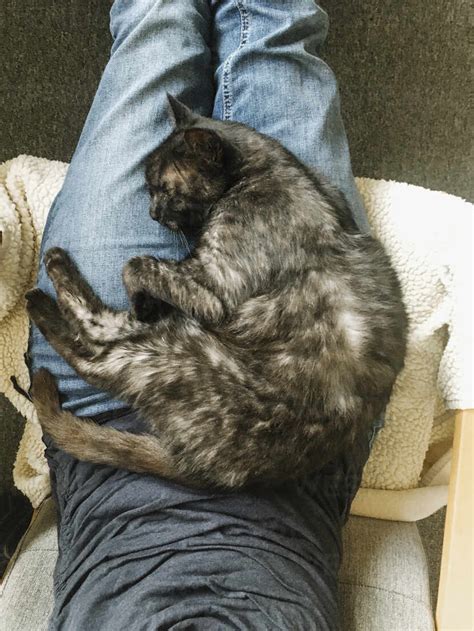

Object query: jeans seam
[222,0,250,120]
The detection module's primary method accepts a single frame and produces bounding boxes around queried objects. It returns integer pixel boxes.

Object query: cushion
[340,516,435,630]
[0,498,56,630]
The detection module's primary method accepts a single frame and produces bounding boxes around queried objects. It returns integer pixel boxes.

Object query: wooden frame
[436,409,473,630]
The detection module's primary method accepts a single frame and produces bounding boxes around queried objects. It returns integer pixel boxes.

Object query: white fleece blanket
[1,155,472,519]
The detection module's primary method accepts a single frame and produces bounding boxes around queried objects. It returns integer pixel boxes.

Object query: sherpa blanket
[1,155,472,519]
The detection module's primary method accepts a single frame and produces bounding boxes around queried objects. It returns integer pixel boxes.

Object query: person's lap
[31,1,372,628]
[31,0,367,418]
[46,410,369,630]
[31,0,215,416]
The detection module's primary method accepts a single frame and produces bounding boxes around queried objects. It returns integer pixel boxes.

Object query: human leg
[206,1,375,626]
[29,0,214,416]
[45,409,369,630]
[32,2,373,629]
[211,0,369,233]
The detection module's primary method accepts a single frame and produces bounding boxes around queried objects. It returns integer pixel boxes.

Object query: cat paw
[25,289,60,326]
[132,291,174,322]
[44,247,72,273]
[122,255,158,293]
[25,288,51,309]
[125,255,158,273]
[44,248,82,290]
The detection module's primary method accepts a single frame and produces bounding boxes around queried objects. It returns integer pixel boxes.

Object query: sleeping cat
[26,95,408,489]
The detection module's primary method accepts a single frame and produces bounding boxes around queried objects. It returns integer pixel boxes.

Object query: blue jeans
[31,0,368,417]
[31,2,373,629]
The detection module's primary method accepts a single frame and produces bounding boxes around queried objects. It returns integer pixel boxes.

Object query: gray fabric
[38,410,372,630]
[418,507,446,610]
[0,499,56,631]
[325,0,472,203]
[340,516,435,630]
[0,499,435,631]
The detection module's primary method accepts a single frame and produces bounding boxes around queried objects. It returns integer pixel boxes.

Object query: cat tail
[31,368,180,481]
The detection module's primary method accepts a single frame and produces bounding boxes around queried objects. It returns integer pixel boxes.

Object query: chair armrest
[436,409,473,630]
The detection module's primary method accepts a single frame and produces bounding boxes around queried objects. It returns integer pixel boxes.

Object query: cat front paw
[122,255,158,295]
[44,248,82,288]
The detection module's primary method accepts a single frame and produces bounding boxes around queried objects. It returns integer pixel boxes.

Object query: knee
[110,0,156,43]
[110,0,207,46]
[220,0,329,52]
[268,3,329,51]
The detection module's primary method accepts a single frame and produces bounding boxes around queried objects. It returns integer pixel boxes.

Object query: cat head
[145,95,237,233]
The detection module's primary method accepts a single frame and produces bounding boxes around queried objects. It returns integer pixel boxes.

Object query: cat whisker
[178,229,192,257]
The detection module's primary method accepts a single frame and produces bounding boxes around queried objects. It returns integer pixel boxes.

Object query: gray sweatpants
[44,410,371,630]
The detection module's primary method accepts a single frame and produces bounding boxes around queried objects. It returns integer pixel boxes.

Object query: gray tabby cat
[26,95,408,489]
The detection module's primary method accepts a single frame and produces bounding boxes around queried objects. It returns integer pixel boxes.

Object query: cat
[26,94,408,489]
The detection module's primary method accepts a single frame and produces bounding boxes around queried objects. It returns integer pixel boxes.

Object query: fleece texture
[0,156,472,518]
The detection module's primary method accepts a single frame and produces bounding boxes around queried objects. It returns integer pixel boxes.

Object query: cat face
[145,96,232,233]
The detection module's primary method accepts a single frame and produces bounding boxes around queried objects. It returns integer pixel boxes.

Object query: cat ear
[166,94,196,127]
[183,129,224,165]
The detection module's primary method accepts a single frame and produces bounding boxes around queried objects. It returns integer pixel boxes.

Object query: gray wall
[324,0,472,201]
[1,0,471,199]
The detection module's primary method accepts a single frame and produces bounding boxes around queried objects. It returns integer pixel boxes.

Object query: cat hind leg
[44,247,104,311]
[44,247,144,344]
[25,288,93,359]
[26,288,136,396]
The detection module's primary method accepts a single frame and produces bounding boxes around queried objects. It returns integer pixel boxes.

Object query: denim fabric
[30,0,369,417]
[210,0,368,232]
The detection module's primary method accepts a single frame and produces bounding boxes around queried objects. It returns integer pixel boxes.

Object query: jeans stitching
[222,0,250,120]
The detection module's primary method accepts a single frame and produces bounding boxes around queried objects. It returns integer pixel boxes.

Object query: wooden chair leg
[436,409,473,630]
